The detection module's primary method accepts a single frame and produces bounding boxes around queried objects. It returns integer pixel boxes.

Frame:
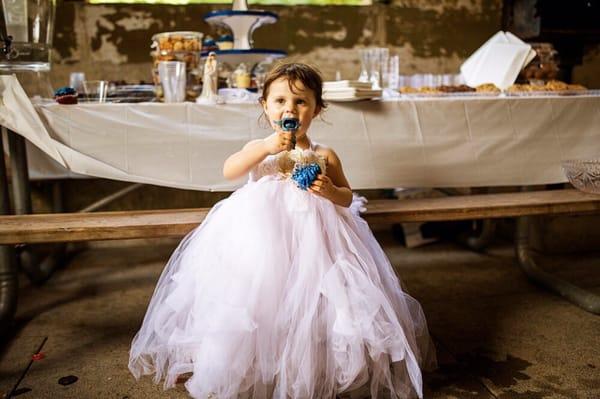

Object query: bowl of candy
[561,159,600,194]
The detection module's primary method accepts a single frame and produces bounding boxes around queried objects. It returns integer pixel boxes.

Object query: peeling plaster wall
[50,1,503,86]
[50,1,598,88]
[573,44,600,88]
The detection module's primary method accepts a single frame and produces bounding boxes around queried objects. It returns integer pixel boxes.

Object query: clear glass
[69,72,85,93]
[379,47,389,88]
[158,61,186,103]
[369,48,381,90]
[358,48,369,83]
[387,55,399,90]
[442,74,453,86]
[83,80,109,103]
[0,0,56,71]
[410,74,424,89]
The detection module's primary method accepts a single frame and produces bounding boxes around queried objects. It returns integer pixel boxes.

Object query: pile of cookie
[507,80,586,93]
[399,80,586,95]
[399,84,493,94]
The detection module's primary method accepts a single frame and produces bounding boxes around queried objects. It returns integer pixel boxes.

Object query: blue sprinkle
[291,163,321,190]
[54,86,77,96]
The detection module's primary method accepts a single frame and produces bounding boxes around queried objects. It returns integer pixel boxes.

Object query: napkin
[460,31,536,90]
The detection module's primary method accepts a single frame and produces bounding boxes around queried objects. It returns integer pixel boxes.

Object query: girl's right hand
[262,131,294,155]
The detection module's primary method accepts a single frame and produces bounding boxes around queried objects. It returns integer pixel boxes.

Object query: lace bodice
[249,154,281,181]
[249,142,325,182]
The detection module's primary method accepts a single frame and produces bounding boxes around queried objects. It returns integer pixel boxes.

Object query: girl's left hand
[308,174,335,198]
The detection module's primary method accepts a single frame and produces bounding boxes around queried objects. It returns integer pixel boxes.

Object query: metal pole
[7,130,31,215]
[0,128,18,327]
[515,187,600,314]
[7,129,65,285]
[79,183,143,213]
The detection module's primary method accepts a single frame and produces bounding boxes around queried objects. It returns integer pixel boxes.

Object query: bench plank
[364,189,600,223]
[0,209,211,244]
[1,189,599,244]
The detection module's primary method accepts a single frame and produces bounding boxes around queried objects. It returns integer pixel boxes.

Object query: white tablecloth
[1,75,599,191]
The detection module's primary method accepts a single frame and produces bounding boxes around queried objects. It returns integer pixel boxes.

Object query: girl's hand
[308,174,335,198]
[262,131,294,155]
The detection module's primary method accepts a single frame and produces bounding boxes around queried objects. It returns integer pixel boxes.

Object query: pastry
[54,87,78,104]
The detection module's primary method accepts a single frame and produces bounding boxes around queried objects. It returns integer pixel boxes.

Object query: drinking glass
[158,61,186,103]
[369,48,382,90]
[82,80,109,103]
[387,55,399,89]
[70,72,85,94]
[379,48,390,88]
[358,48,370,82]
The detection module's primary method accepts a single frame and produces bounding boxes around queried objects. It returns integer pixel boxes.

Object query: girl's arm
[222,140,270,181]
[309,147,353,208]
[223,132,294,181]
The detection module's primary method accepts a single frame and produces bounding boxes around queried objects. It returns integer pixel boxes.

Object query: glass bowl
[561,159,600,194]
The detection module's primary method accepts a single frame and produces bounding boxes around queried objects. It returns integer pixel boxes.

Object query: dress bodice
[249,141,324,182]
[248,154,281,182]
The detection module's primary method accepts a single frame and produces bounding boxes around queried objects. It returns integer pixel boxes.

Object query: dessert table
[1,75,600,191]
[2,75,600,323]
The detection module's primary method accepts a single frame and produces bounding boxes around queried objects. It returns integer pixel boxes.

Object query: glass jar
[0,0,56,71]
[150,31,203,101]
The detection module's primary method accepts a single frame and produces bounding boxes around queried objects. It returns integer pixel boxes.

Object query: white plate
[323,96,377,102]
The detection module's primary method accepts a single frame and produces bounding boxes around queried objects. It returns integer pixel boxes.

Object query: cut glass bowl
[562,159,600,194]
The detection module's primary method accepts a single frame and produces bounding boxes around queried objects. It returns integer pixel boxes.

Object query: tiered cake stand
[202,9,286,69]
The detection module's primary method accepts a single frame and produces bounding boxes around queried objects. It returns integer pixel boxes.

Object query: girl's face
[262,77,321,139]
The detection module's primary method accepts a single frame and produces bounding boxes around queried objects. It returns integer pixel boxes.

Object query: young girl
[129,62,436,399]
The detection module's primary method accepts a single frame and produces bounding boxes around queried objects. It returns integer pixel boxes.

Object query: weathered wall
[50,1,504,87]
[572,44,600,87]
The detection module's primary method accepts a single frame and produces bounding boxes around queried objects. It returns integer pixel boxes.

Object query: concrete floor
[1,229,599,399]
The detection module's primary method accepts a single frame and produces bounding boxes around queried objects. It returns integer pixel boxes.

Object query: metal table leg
[0,129,17,328]
[515,215,600,314]
[7,129,66,285]
[514,185,600,314]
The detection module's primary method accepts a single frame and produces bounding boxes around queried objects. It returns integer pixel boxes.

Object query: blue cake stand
[200,48,286,69]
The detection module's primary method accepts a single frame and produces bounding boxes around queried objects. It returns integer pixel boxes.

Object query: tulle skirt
[128,175,436,399]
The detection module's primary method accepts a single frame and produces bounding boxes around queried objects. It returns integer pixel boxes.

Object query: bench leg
[515,215,600,314]
[459,188,497,251]
[0,128,18,327]
[460,219,497,252]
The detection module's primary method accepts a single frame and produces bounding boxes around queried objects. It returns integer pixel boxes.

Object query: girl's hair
[260,62,327,111]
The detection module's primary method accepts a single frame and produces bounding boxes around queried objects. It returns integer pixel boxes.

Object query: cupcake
[202,37,218,52]
[216,34,234,50]
[54,86,78,104]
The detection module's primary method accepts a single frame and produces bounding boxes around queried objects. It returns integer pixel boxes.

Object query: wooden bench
[1,188,599,315]
[1,189,599,244]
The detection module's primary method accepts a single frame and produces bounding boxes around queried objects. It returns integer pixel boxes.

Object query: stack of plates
[323,81,382,102]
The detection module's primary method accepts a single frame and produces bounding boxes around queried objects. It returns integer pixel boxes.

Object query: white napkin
[460,31,536,90]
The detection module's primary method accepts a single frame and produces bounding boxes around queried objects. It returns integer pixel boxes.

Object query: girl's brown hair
[260,62,327,112]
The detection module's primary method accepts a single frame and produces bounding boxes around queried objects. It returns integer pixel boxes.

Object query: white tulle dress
[129,143,436,399]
